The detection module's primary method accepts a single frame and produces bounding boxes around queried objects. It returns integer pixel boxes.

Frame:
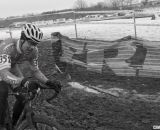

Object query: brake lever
[46,91,58,103]
[38,83,59,103]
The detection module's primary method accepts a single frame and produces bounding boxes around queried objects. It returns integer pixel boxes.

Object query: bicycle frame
[6,82,58,130]
[5,102,12,130]
[15,100,35,129]
[5,92,36,130]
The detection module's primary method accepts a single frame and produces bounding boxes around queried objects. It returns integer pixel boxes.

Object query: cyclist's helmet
[22,23,43,44]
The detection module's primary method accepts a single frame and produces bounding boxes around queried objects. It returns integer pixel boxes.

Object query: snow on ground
[69,81,160,103]
[68,82,100,94]
[1,18,160,41]
[91,17,160,24]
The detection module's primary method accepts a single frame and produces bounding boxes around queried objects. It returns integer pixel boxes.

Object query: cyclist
[0,23,62,130]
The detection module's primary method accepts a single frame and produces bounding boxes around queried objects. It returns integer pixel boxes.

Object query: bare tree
[141,0,148,6]
[73,0,88,10]
[118,0,133,8]
[125,0,133,7]
[103,0,115,8]
[120,0,134,8]
[109,0,134,9]
[119,0,126,7]
[94,2,106,9]
[110,0,120,9]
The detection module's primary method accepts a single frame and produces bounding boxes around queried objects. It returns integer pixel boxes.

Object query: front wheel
[16,115,64,130]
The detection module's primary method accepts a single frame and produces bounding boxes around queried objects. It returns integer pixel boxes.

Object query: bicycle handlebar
[38,83,59,103]
[10,81,59,102]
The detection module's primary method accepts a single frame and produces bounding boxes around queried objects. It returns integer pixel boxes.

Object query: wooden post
[6,27,12,38]
[74,11,78,39]
[133,11,137,39]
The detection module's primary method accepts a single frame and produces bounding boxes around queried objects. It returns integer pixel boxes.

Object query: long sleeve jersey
[0,38,39,85]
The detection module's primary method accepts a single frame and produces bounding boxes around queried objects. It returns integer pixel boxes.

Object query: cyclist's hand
[45,80,62,93]
[20,78,39,92]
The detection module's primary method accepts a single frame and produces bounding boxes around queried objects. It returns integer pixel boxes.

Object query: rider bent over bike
[0,23,62,130]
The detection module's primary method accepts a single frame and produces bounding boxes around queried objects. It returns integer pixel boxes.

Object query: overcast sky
[0,0,103,18]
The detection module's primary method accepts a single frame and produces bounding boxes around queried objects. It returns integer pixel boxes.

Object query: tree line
[73,0,160,10]
[42,0,160,15]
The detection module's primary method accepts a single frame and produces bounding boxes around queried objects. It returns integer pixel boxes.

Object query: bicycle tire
[16,114,64,130]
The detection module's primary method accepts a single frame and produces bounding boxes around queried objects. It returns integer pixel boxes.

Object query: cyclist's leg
[12,95,25,126]
[0,81,9,129]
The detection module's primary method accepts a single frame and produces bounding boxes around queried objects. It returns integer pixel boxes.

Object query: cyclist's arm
[11,64,24,78]
[0,68,23,86]
[28,59,48,84]
[32,69,48,84]
[29,48,48,84]
[0,53,23,86]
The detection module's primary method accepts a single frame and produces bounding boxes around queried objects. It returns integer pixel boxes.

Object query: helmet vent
[31,29,34,36]
[27,24,31,28]
[27,29,30,35]
[39,33,41,39]
[33,25,36,30]
[36,31,38,37]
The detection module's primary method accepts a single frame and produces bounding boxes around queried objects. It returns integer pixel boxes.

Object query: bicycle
[5,80,64,130]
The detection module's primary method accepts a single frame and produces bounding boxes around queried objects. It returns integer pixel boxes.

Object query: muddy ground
[24,41,160,130]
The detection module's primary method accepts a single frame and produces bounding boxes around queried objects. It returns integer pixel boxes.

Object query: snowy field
[1,18,160,41]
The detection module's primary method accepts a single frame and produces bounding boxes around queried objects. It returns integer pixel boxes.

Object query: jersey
[0,38,39,82]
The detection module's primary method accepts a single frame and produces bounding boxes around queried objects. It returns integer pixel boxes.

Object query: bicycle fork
[15,101,36,129]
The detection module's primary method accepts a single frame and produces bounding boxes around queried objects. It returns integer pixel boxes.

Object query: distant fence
[5,10,160,41]
[72,10,158,41]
